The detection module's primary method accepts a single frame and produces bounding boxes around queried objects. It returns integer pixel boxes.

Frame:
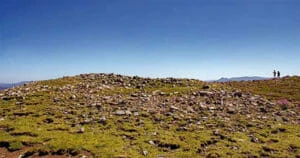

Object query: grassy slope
[218,76,300,104]
[0,75,299,157]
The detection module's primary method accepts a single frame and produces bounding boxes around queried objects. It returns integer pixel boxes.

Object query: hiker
[273,70,276,78]
[277,71,280,78]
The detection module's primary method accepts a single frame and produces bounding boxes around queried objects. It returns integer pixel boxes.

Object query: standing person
[277,71,280,78]
[273,70,276,78]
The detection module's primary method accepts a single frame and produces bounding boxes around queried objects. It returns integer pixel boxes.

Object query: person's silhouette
[277,71,280,78]
[273,70,276,78]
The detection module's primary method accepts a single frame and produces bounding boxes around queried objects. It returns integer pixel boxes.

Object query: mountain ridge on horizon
[0,81,30,90]
[215,76,269,82]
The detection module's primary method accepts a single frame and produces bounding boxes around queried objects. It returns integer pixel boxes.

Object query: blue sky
[1,0,299,82]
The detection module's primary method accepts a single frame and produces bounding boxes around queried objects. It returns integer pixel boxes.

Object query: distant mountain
[216,76,268,82]
[0,81,30,90]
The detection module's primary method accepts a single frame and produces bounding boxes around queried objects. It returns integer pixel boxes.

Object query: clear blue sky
[1,0,299,82]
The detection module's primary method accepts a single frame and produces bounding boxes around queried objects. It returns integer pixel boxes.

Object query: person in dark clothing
[273,70,276,78]
[277,71,280,78]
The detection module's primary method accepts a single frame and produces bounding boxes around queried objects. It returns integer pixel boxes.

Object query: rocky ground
[0,73,299,157]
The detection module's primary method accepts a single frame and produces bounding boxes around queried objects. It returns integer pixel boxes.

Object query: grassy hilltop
[0,74,299,157]
[219,76,300,104]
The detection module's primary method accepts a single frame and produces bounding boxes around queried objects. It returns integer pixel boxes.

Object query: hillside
[0,73,299,157]
[218,76,300,104]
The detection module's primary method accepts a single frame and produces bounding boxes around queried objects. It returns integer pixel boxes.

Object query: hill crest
[0,73,299,157]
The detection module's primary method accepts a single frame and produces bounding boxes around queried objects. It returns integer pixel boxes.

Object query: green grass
[219,76,300,103]
[0,75,299,157]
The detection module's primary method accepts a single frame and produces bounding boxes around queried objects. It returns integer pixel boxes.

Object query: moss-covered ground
[0,74,299,157]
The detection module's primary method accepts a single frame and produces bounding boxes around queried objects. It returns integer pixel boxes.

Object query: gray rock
[152,90,161,95]
[213,129,220,136]
[125,110,132,115]
[282,117,289,122]
[82,119,92,124]
[15,102,23,105]
[149,140,155,145]
[199,103,207,109]
[131,93,139,97]
[134,112,139,116]
[78,127,85,133]
[99,116,107,124]
[227,107,236,114]
[249,134,259,143]
[232,146,238,150]
[142,150,148,156]
[159,92,166,96]
[103,96,111,100]
[209,106,216,110]
[187,106,195,113]
[115,110,126,116]
[170,105,179,110]
[53,97,60,102]
[70,95,76,99]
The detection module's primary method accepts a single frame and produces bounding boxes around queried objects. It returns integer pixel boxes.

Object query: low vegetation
[218,76,300,103]
[0,73,299,157]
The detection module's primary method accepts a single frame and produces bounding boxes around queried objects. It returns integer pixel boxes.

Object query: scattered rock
[149,140,155,145]
[98,116,107,125]
[15,102,23,105]
[159,92,166,96]
[142,150,148,156]
[1,96,11,101]
[133,112,139,116]
[131,93,139,97]
[170,105,179,111]
[0,73,298,157]
[199,91,213,97]
[115,110,126,116]
[249,135,260,143]
[152,90,161,95]
[125,110,132,115]
[103,96,111,100]
[213,129,220,136]
[78,127,85,133]
[227,107,236,114]
[70,95,76,99]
